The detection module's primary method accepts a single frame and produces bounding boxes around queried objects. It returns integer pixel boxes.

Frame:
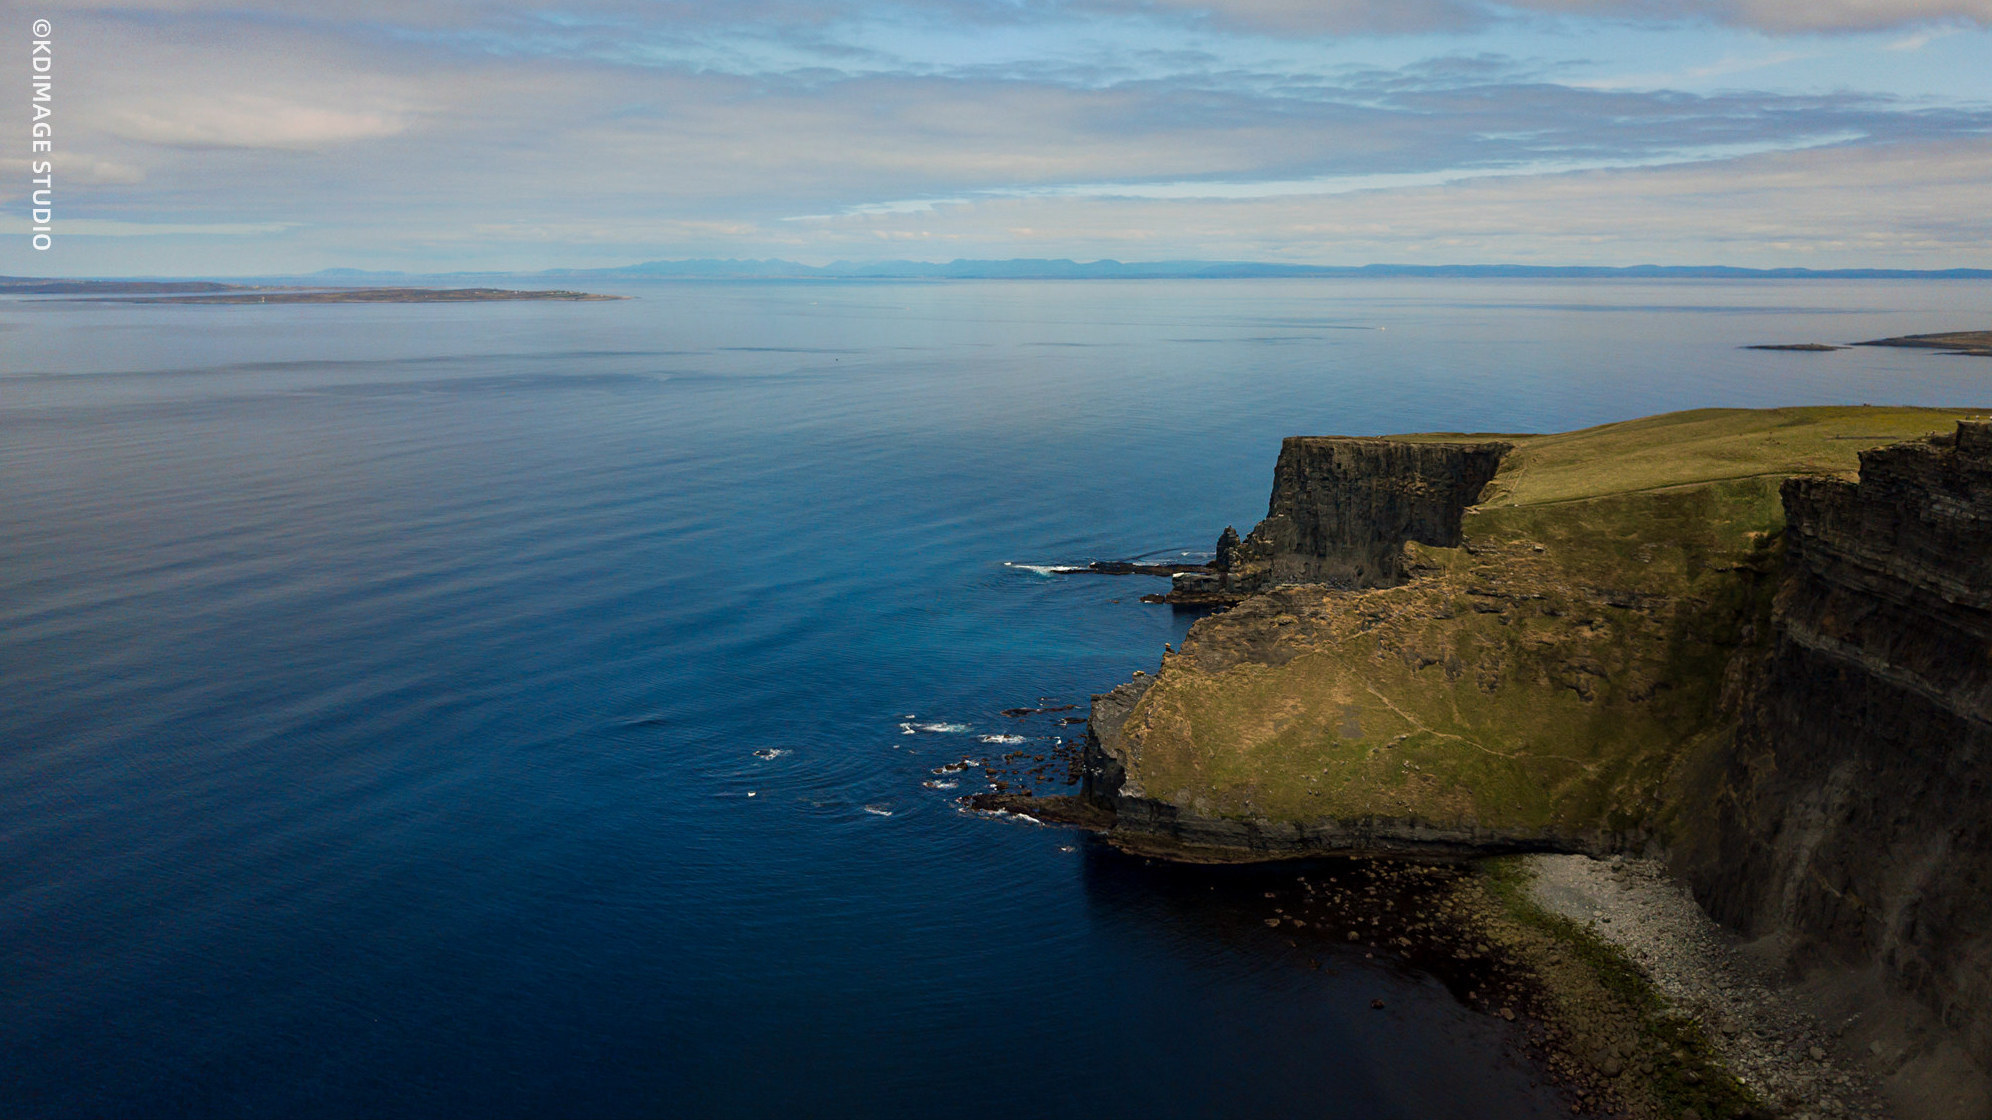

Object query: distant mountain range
[524,259,1992,281]
[16,261,1991,286]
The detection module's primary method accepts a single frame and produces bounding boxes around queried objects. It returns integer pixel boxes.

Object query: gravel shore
[1526,854,1890,1120]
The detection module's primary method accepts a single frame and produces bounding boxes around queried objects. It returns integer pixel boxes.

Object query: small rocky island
[1857,331,1992,356]
[2,277,621,302]
[1742,332,1992,356]
[137,284,621,302]
[998,405,1992,1118]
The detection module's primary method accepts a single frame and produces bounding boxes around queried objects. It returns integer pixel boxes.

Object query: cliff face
[1676,422,1992,1073]
[1236,437,1512,589]
[1083,406,1991,1079]
[1172,437,1509,602]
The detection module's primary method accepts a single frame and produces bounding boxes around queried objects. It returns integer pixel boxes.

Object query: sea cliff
[1676,421,1992,1103]
[1075,406,1992,1104]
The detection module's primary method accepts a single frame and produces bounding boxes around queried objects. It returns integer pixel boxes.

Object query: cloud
[107,95,409,150]
[37,0,1992,41]
[1121,0,1992,34]
[1517,0,1992,33]
[40,22,1992,226]
[15,0,1990,274]
[760,136,1992,265]
[56,219,295,236]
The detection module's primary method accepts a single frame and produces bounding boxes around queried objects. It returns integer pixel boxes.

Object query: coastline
[971,404,1992,1117]
[58,287,625,304]
[965,803,1903,1116]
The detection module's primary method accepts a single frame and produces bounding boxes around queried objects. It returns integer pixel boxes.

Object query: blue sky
[10,0,1992,274]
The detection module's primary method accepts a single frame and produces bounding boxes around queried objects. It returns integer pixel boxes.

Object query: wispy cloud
[1165,0,1992,34]
[108,96,411,150]
[55,219,297,236]
[766,137,1992,265]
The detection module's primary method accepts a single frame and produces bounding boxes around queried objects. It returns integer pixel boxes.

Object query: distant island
[535,259,1992,281]
[12,262,1992,288]
[1858,330,1992,356]
[533,259,1992,280]
[1,277,621,302]
[119,288,623,305]
[1744,331,1992,356]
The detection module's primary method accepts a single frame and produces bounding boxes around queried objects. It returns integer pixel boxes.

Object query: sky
[8,0,1992,275]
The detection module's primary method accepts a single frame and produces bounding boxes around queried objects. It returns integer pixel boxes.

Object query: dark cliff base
[1674,423,1992,1113]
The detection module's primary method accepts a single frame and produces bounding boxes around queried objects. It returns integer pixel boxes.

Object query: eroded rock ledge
[1167,437,1510,604]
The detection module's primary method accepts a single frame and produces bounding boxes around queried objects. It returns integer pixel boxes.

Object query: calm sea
[5,278,1989,1118]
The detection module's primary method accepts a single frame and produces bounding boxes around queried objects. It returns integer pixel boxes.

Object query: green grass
[1111,406,1985,840]
[1408,405,1983,508]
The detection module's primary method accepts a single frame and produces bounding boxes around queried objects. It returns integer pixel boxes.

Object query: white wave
[1002,561,1083,577]
[977,734,1026,744]
[905,722,970,734]
[975,808,1043,826]
[932,759,982,774]
[922,779,958,790]
[751,748,789,760]
[862,804,894,817]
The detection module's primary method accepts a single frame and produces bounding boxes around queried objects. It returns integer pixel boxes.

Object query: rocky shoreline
[962,779,1914,1118]
[1528,854,1892,1120]
[958,779,1828,1118]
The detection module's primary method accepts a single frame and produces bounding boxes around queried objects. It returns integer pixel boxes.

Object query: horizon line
[7,259,1992,283]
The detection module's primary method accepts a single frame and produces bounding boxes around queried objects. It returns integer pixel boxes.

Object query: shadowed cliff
[1674,422,1992,1110]
[1172,438,1510,602]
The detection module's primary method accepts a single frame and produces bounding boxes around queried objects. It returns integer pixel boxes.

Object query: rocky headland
[1855,332,1992,357]
[94,287,622,304]
[1032,406,1992,1117]
[1739,334,1992,357]
[0,277,621,302]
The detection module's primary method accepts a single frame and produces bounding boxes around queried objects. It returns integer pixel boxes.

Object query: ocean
[4,277,1989,1118]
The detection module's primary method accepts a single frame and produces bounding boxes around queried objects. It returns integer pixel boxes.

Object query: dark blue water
[5,278,1989,1118]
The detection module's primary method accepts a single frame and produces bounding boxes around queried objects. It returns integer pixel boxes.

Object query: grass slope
[1114,407,1985,842]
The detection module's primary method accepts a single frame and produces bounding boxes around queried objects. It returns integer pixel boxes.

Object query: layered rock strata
[1676,421,1992,1081]
[1166,437,1509,604]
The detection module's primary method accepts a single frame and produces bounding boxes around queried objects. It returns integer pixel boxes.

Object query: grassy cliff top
[1106,405,1990,847]
[1393,406,1985,508]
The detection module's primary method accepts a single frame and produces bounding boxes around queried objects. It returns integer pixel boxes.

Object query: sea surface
[5,278,1990,1118]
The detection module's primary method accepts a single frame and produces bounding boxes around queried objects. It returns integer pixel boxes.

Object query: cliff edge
[1169,437,1509,602]
[1079,406,1992,1105]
